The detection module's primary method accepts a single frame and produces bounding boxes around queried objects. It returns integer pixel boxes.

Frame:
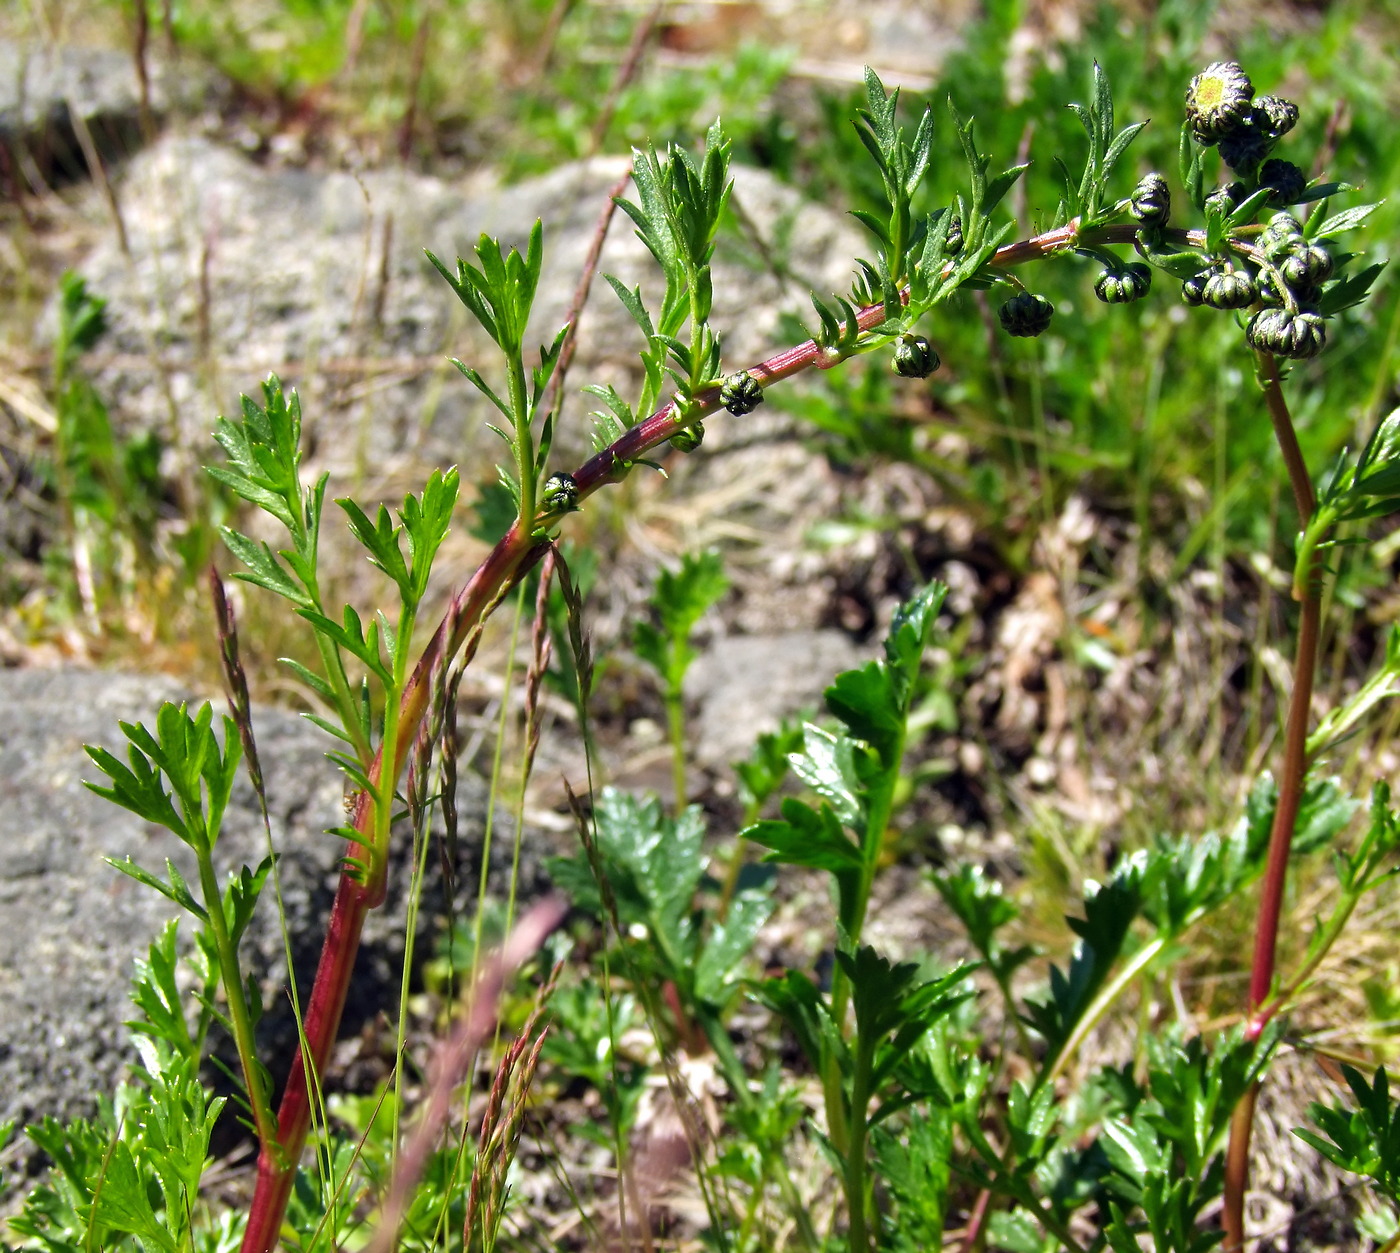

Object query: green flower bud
[1280,244,1334,288]
[1246,307,1327,359]
[1130,173,1170,226]
[891,333,941,378]
[1260,212,1305,259]
[1259,158,1307,207]
[946,214,964,255]
[1185,61,1254,144]
[1094,263,1153,305]
[1255,267,1286,306]
[998,292,1054,337]
[1217,121,1274,173]
[1204,182,1249,217]
[1253,95,1299,139]
[1203,269,1257,309]
[720,370,765,416]
[1182,271,1211,306]
[541,471,580,513]
[670,421,704,453]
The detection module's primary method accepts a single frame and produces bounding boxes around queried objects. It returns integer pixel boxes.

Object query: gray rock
[74,138,862,486]
[684,629,865,767]
[0,665,520,1184]
[0,38,199,196]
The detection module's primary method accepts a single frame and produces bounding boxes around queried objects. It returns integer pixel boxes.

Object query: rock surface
[75,137,863,484]
[684,629,863,767]
[0,37,210,196]
[0,665,528,1183]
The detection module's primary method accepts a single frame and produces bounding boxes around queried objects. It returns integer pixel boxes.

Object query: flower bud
[720,370,765,416]
[1217,121,1274,173]
[946,214,965,255]
[1185,61,1254,144]
[1280,244,1334,288]
[1260,212,1305,259]
[1129,173,1170,226]
[1246,307,1327,359]
[1203,270,1257,309]
[1255,267,1285,306]
[1094,263,1153,305]
[1259,159,1307,207]
[1182,272,1211,306]
[541,471,580,513]
[891,333,941,378]
[998,292,1054,337]
[1253,95,1299,139]
[670,421,704,453]
[1204,182,1249,216]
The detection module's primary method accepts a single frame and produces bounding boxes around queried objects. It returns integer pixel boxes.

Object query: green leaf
[92,1140,180,1253]
[754,969,841,1075]
[107,856,208,921]
[694,888,773,1007]
[633,550,729,693]
[1297,1065,1400,1204]
[789,723,862,829]
[127,920,197,1059]
[744,797,862,873]
[734,720,804,812]
[1023,873,1142,1052]
[1315,200,1385,239]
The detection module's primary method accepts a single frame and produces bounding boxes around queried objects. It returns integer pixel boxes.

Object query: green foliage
[41,272,172,620]
[745,581,945,938]
[607,120,734,424]
[632,549,729,698]
[547,788,769,1016]
[428,226,564,517]
[83,702,276,1141]
[1097,1026,1280,1253]
[1299,1065,1400,1210]
[9,972,230,1253]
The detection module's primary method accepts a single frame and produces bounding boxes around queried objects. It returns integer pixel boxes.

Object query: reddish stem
[1221,353,1323,1250]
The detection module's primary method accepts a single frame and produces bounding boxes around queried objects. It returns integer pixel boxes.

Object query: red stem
[238,216,1168,1250]
[1221,352,1322,1250]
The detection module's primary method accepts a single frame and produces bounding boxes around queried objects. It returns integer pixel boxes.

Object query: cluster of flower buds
[1185,61,1306,205]
[1177,209,1333,359]
[1181,266,1256,310]
[1245,306,1326,359]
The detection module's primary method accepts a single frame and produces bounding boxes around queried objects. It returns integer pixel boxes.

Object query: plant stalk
[1222,352,1324,1251]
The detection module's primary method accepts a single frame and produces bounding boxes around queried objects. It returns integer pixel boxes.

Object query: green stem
[193,838,277,1148]
[844,1035,876,1253]
[665,682,687,812]
[506,355,535,526]
[1043,936,1166,1086]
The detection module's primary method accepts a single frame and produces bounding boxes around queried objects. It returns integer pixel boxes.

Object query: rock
[683,629,865,768]
[74,137,863,487]
[0,665,529,1185]
[0,38,208,197]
